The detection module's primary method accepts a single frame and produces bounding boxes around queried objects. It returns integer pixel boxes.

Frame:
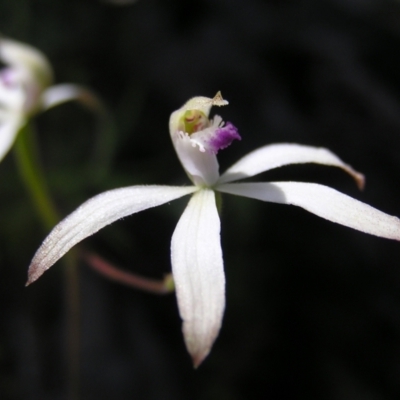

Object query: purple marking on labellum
[208,122,241,153]
[0,68,18,88]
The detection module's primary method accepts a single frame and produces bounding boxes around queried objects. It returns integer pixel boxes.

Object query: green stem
[14,122,80,400]
[14,122,58,229]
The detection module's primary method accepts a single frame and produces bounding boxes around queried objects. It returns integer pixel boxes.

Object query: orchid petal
[0,69,26,112]
[0,36,53,89]
[41,84,115,183]
[27,185,197,285]
[171,189,225,367]
[218,144,365,188]
[218,182,400,240]
[41,84,106,113]
[0,115,24,161]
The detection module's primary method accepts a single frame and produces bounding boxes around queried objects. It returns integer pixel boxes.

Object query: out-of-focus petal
[0,68,25,111]
[0,36,53,89]
[218,182,400,240]
[41,84,105,112]
[0,115,24,161]
[171,189,225,367]
[27,185,197,285]
[42,83,116,183]
[218,143,365,189]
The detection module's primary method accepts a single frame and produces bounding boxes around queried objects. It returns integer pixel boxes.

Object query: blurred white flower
[27,92,400,367]
[0,36,103,161]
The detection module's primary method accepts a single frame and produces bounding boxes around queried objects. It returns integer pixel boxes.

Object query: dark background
[2,0,400,399]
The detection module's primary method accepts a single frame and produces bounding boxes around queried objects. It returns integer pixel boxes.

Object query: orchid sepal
[218,143,365,188]
[27,185,197,285]
[217,182,400,241]
[171,188,225,367]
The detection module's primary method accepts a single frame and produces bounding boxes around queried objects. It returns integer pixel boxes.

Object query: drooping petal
[27,185,197,285]
[171,189,225,367]
[218,182,400,240]
[41,84,105,112]
[41,83,115,182]
[218,143,365,188]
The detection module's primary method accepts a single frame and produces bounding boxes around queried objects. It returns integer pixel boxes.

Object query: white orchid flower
[27,92,400,367]
[0,36,103,161]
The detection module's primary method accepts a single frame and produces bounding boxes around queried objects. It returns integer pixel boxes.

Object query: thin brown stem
[84,252,174,294]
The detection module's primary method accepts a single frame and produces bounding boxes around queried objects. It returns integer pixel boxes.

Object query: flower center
[180,110,209,135]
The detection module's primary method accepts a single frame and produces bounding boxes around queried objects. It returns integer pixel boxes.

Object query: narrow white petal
[0,115,24,161]
[218,143,364,188]
[27,185,197,285]
[41,84,105,112]
[218,182,400,240]
[171,189,225,367]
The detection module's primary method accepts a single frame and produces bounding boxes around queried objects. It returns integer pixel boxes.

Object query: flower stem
[14,122,81,400]
[84,252,175,294]
[14,122,58,229]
